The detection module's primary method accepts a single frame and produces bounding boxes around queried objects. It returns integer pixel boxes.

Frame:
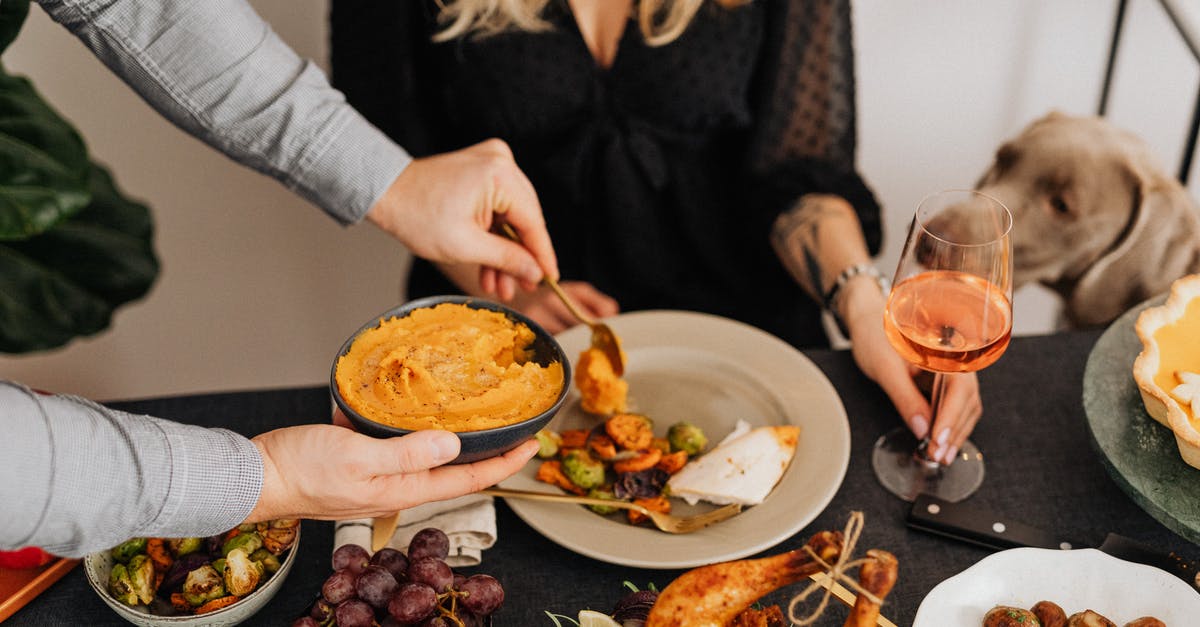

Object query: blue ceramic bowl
[331,295,570,464]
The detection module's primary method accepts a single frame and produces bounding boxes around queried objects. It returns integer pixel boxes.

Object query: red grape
[291,618,318,627]
[334,598,375,627]
[407,556,454,592]
[332,543,371,574]
[355,564,399,610]
[370,546,409,580]
[407,527,450,561]
[389,582,438,623]
[321,568,357,605]
[459,573,504,615]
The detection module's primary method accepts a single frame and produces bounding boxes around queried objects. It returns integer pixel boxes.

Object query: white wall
[2,0,1197,400]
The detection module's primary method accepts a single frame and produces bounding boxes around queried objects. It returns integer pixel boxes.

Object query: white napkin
[332,494,497,567]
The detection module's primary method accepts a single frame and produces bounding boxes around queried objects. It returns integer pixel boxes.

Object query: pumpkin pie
[1132,273,1200,469]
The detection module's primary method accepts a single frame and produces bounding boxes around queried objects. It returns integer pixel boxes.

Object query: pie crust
[1132,274,1200,470]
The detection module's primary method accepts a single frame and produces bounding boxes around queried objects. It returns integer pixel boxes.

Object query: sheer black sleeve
[328,0,446,157]
[744,0,882,255]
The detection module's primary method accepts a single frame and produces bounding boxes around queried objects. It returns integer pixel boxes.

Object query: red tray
[0,558,78,623]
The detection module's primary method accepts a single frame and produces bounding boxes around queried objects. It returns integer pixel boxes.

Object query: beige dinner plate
[497,310,850,569]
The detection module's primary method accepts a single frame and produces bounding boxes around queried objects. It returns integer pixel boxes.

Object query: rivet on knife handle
[907,493,1080,551]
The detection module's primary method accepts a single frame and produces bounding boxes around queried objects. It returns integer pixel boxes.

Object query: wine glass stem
[916,371,949,467]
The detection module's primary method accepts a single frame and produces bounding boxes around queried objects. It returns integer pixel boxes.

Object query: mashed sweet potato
[575,346,628,415]
[335,303,563,431]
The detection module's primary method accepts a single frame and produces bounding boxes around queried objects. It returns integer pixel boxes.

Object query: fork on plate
[481,487,742,534]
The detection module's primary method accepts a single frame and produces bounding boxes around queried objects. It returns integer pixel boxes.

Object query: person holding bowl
[1,0,555,558]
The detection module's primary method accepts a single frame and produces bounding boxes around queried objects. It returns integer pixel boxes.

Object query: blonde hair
[433,0,749,47]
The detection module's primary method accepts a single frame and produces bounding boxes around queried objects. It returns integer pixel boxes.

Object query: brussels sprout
[534,429,562,459]
[126,555,156,605]
[182,564,225,606]
[108,564,138,605]
[109,555,155,606]
[110,537,147,564]
[561,449,605,490]
[585,487,621,515]
[221,531,263,557]
[223,548,264,597]
[667,421,708,456]
[211,558,226,575]
[249,548,281,574]
[167,537,202,557]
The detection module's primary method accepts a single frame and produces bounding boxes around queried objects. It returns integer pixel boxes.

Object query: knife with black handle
[907,493,1200,590]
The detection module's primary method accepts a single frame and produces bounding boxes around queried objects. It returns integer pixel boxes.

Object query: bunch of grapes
[293,528,504,627]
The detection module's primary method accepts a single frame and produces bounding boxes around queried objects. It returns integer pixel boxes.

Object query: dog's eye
[1050,196,1070,215]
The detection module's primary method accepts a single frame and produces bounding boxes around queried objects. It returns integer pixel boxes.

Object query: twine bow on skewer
[787,511,884,625]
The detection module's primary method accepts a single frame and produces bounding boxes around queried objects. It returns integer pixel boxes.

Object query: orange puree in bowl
[1153,297,1200,424]
[335,303,564,431]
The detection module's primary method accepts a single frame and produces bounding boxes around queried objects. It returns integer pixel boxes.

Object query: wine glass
[872,189,1013,502]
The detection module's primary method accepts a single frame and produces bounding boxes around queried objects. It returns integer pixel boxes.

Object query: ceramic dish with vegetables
[84,519,299,627]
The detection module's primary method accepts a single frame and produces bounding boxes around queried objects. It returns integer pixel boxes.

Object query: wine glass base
[871,426,984,502]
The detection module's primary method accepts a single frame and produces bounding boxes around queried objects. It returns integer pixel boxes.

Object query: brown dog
[974,111,1200,327]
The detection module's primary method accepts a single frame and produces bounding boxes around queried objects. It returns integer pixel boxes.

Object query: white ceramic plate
[914,547,1200,626]
[497,310,850,569]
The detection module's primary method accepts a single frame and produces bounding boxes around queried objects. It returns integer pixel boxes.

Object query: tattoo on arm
[770,195,848,302]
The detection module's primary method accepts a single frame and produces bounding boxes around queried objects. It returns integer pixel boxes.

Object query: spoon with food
[499,223,625,375]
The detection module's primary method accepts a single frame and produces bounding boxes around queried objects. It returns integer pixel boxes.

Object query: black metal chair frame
[1100,0,1200,184]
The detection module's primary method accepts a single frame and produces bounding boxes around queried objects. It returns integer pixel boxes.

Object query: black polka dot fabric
[331,0,881,349]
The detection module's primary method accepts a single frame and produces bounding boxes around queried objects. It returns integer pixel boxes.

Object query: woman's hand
[507,281,620,334]
[842,279,982,465]
[244,422,539,522]
[366,138,558,301]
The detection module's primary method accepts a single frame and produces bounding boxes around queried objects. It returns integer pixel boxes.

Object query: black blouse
[330,0,881,349]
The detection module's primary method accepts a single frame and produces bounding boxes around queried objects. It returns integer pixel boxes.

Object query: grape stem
[436,590,468,627]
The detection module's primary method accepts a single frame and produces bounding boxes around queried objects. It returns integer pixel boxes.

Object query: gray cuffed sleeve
[0,381,262,558]
[34,0,412,223]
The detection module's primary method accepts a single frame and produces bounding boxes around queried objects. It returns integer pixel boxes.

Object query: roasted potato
[1066,610,1116,627]
[983,606,1040,627]
[1032,600,1068,627]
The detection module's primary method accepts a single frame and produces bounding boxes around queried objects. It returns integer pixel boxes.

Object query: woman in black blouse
[330,0,981,465]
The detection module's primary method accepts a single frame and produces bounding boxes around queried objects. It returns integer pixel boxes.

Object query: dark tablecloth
[10,329,1199,626]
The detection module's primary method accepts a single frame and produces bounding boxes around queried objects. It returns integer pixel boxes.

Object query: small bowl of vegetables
[83,520,300,626]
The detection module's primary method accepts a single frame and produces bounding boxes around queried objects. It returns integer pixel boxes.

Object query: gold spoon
[499,223,625,375]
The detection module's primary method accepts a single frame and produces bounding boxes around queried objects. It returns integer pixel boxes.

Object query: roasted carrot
[169,592,192,613]
[195,595,241,614]
[627,495,670,525]
[589,433,618,460]
[655,450,689,474]
[605,413,653,450]
[613,448,662,474]
[559,429,590,449]
[145,537,173,574]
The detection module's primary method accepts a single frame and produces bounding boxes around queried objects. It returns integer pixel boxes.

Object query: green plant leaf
[0,0,29,56]
[0,162,158,353]
[0,64,91,240]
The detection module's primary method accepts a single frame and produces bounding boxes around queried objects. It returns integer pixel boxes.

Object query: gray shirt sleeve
[34,0,413,224]
[0,381,263,558]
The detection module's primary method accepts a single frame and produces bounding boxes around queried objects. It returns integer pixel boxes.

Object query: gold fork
[497,223,626,375]
[482,487,742,533]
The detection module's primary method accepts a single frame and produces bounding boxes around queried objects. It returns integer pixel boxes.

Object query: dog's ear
[975,142,1018,188]
[1067,162,1200,326]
